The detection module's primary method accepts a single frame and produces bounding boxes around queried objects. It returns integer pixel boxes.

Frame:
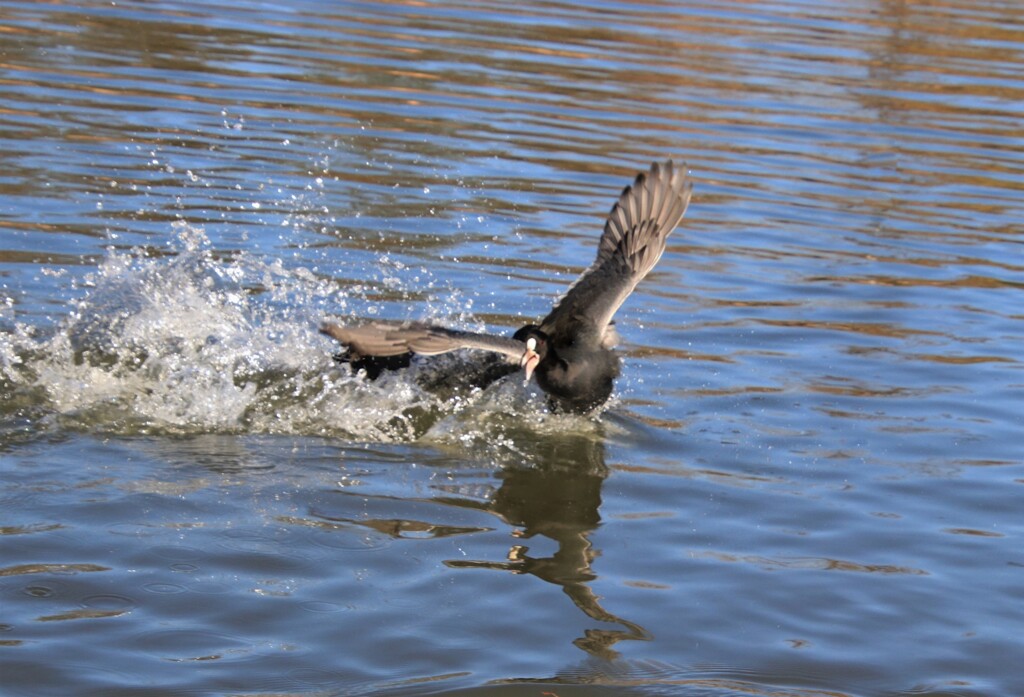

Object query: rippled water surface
[1,1,1022,695]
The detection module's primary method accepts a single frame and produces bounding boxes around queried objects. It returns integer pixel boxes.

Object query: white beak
[519,337,539,384]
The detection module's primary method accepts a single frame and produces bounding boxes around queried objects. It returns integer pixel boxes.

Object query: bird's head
[513,325,548,384]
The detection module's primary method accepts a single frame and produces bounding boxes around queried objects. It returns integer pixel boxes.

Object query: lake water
[1,1,1022,695]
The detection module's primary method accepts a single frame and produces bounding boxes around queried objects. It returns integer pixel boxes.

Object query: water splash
[0,224,590,442]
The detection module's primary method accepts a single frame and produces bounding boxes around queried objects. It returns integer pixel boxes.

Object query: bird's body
[322,160,693,413]
[530,329,621,413]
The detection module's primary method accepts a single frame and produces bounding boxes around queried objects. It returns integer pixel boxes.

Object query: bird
[321,159,694,413]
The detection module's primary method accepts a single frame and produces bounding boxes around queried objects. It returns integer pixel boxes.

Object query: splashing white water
[0,223,579,441]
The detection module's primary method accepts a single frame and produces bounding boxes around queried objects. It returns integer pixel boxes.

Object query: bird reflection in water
[442,430,649,659]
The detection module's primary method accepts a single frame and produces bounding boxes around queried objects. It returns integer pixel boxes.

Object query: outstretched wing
[320,321,526,361]
[540,159,693,336]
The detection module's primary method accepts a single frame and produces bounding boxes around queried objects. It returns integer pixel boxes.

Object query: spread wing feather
[320,321,525,361]
[541,159,693,337]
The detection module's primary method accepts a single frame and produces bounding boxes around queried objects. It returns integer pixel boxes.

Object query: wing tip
[319,321,345,341]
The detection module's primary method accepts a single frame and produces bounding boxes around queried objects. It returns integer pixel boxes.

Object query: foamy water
[0,223,601,442]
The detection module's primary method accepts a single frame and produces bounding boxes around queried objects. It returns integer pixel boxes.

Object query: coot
[322,159,693,413]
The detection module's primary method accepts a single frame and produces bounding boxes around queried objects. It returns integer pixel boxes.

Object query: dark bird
[322,159,694,413]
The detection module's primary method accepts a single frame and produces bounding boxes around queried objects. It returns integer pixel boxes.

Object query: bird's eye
[526,337,537,351]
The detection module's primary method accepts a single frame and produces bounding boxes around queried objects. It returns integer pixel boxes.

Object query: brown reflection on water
[943,527,1004,538]
[36,607,129,622]
[757,319,943,340]
[0,523,64,536]
[283,511,490,540]
[806,378,951,399]
[693,550,929,576]
[817,273,1024,291]
[3,0,1019,279]
[614,461,783,489]
[847,346,1017,366]
[855,0,1024,242]
[0,562,110,577]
